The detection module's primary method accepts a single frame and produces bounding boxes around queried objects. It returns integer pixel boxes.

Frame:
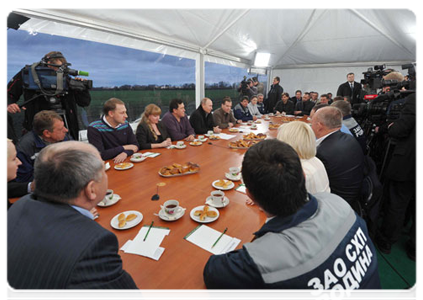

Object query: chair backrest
[395,287,420,300]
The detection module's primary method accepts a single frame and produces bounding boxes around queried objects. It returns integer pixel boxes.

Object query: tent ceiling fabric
[14,9,416,69]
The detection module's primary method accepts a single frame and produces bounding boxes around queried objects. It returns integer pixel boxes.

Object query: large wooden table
[95,116,308,289]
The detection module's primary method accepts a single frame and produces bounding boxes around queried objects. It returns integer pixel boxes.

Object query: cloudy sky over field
[7,29,254,88]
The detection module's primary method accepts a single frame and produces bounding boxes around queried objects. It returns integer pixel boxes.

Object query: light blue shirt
[340,124,353,136]
[71,205,94,220]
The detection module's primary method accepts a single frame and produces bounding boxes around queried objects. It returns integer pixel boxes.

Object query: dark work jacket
[385,93,416,181]
[316,131,364,206]
[135,121,170,150]
[274,100,295,115]
[336,81,362,105]
[266,84,283,113]
[189,105,215,134]
[295,100,315,116]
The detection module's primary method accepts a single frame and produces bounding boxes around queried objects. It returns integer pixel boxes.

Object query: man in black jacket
[375,93,415,258]
[336,72,362,105]
[274,93,295,115]
[294,92,315,116]
[265,76,283,113]
[7,51,91,140]
[311,106,364,211]
[189,98,221,135]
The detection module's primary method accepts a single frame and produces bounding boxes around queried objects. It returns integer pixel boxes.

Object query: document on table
[184,225,240,255]
[215,133,237,140]
[143,152,161,158]
[235,183,247,194]
[121,226,170,260]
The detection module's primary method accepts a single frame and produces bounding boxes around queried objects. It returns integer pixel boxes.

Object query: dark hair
[222,96,232,105]
[169,99,184,113]
[282,92,290,98]
[103,98,124,116]
[320,94,329,99]
[312,103,329,112]
[295,90,302,94]
[33,110,63,136]
[242,139,307,217]
[241,96,249,102]
[333,96,344,101]
[347,72,355,77]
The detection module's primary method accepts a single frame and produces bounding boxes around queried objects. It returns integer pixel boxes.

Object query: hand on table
[113,152,128,164]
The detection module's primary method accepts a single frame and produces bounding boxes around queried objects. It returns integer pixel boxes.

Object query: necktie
[350,83,354,96]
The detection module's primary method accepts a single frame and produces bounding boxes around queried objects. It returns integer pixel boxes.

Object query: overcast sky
[7,29,255,88]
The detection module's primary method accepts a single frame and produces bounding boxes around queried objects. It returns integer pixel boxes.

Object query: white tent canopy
[11,9,416,101]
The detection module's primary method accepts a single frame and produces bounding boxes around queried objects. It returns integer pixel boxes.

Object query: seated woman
[247,96,262,118]
[277,121,330,194]
[136,104,172,150]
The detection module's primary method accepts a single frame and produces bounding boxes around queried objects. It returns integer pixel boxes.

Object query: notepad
[121,226,170,260]
[184,225,240,255]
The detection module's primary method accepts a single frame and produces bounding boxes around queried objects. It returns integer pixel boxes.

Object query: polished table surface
[95,115,310,289]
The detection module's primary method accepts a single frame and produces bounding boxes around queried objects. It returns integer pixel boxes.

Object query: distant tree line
[91,81,236,91]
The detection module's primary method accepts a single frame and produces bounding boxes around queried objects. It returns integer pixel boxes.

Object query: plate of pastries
[159,162,200,177]
[228,139,259,149]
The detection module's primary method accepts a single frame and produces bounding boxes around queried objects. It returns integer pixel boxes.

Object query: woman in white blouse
[247,96,262,118]
[277,121,330,194]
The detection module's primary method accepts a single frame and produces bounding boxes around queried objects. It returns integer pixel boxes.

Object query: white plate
[225,173,242,181]
[190,205,219,223]
[175,144,187,149]
[157,207,185,221]
[198,138,208,142]
[130,155,146,163]
[189,141,203,146]
[97,194,121,207]
[212,179,235,190]
[114,162,134,170]
[205,196,230,208]
[205,133,220,137]
[110,210,143,230]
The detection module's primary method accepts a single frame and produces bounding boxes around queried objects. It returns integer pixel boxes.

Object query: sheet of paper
[143,152,161,158]
[215,133,237,140]
[235,184,247,194]
[122,226,170,260]
[185,225,240,255]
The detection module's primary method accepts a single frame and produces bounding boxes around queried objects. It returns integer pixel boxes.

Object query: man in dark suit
[376,93,415,258]
[294,92,315,116]
[311,107,364,211]
[336,73,363,105]
[189,97,222,134]
[8,141,137,289]
[265,76,284,113]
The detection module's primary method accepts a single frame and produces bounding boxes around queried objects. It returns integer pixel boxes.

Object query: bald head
[311,107,343,139]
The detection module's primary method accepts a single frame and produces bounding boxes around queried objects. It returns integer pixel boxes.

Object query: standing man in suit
[375,92,416,259]
[311,107,364,211]
[265,76,284,113]
[336,73,363,105]
[8,141,138,289]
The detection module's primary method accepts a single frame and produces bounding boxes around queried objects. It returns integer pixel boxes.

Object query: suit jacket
[316,131,364,206]
[189,105,215,134]
[336,81,362,104]
[135,121,170,150]
[8,194,137,289]
[386,93,415,181]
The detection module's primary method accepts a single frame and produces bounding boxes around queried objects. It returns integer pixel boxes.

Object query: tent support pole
[196,53,205,107]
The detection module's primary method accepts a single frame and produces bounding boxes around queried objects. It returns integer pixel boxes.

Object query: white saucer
[158,207,185,221]
[212,179,235,190]
[110,210,143,230]
[225,173,242,181]
[198,138,208,142]
[130,155,146,163]
[205,196,229,208]
[98,194,121,207]
[175,144,187,149]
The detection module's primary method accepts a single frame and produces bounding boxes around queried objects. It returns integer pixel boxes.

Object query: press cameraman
[376,70,420,261]
[7,51,91,140]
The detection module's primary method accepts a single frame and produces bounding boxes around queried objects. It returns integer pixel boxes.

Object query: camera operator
[237,77,256,99]
[7,51,91,141]
[375,90,415,260]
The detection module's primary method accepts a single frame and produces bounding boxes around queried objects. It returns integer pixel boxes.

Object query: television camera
[239,76,251,95]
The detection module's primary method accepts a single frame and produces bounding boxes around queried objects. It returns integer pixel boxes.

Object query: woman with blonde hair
[136,104,172,150]
[277,121,330,194]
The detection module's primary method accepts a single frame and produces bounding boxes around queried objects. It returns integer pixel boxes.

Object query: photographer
[7,51,91,141]
[237,77,256,99]
[375,91,415,260]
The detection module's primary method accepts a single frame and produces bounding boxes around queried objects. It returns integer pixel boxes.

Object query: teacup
[229,167,240,178]
[198,135,205,140]
[103,189,114,204]
[207,130,213,136]
[164,200,179,215]
[132,153,143,159]
[176,141,184,147]
[210,190,225,206]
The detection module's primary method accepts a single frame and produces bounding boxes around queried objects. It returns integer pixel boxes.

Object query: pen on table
[212,227,228,248]
[143,221,154,241]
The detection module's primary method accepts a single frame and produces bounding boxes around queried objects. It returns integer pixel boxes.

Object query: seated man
[256,94,266,114]
[15,110,70,184]
[213,96,241,129]
[189,97,221,134]
[8,141,137,289]
[161,98,195,141]
[234,96,256,122]
[88,98,139,163]
[203,139,380,289]
[294,92,315,116]
[311,107,365,210]
[331,100,367,153]
[274,92,295,115]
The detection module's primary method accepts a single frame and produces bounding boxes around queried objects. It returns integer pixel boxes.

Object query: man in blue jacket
[203,139,381,289]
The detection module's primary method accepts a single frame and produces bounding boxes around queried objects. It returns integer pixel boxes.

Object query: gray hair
[34,142,104,204]
[315,107,343,129]
[331,100,351,117]
[257,93,264,98]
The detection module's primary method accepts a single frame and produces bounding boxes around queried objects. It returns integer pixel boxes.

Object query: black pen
[143,221,154,241]
[212,227,228,248]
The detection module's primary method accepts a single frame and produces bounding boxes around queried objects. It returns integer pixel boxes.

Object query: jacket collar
[254,194,318,238]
